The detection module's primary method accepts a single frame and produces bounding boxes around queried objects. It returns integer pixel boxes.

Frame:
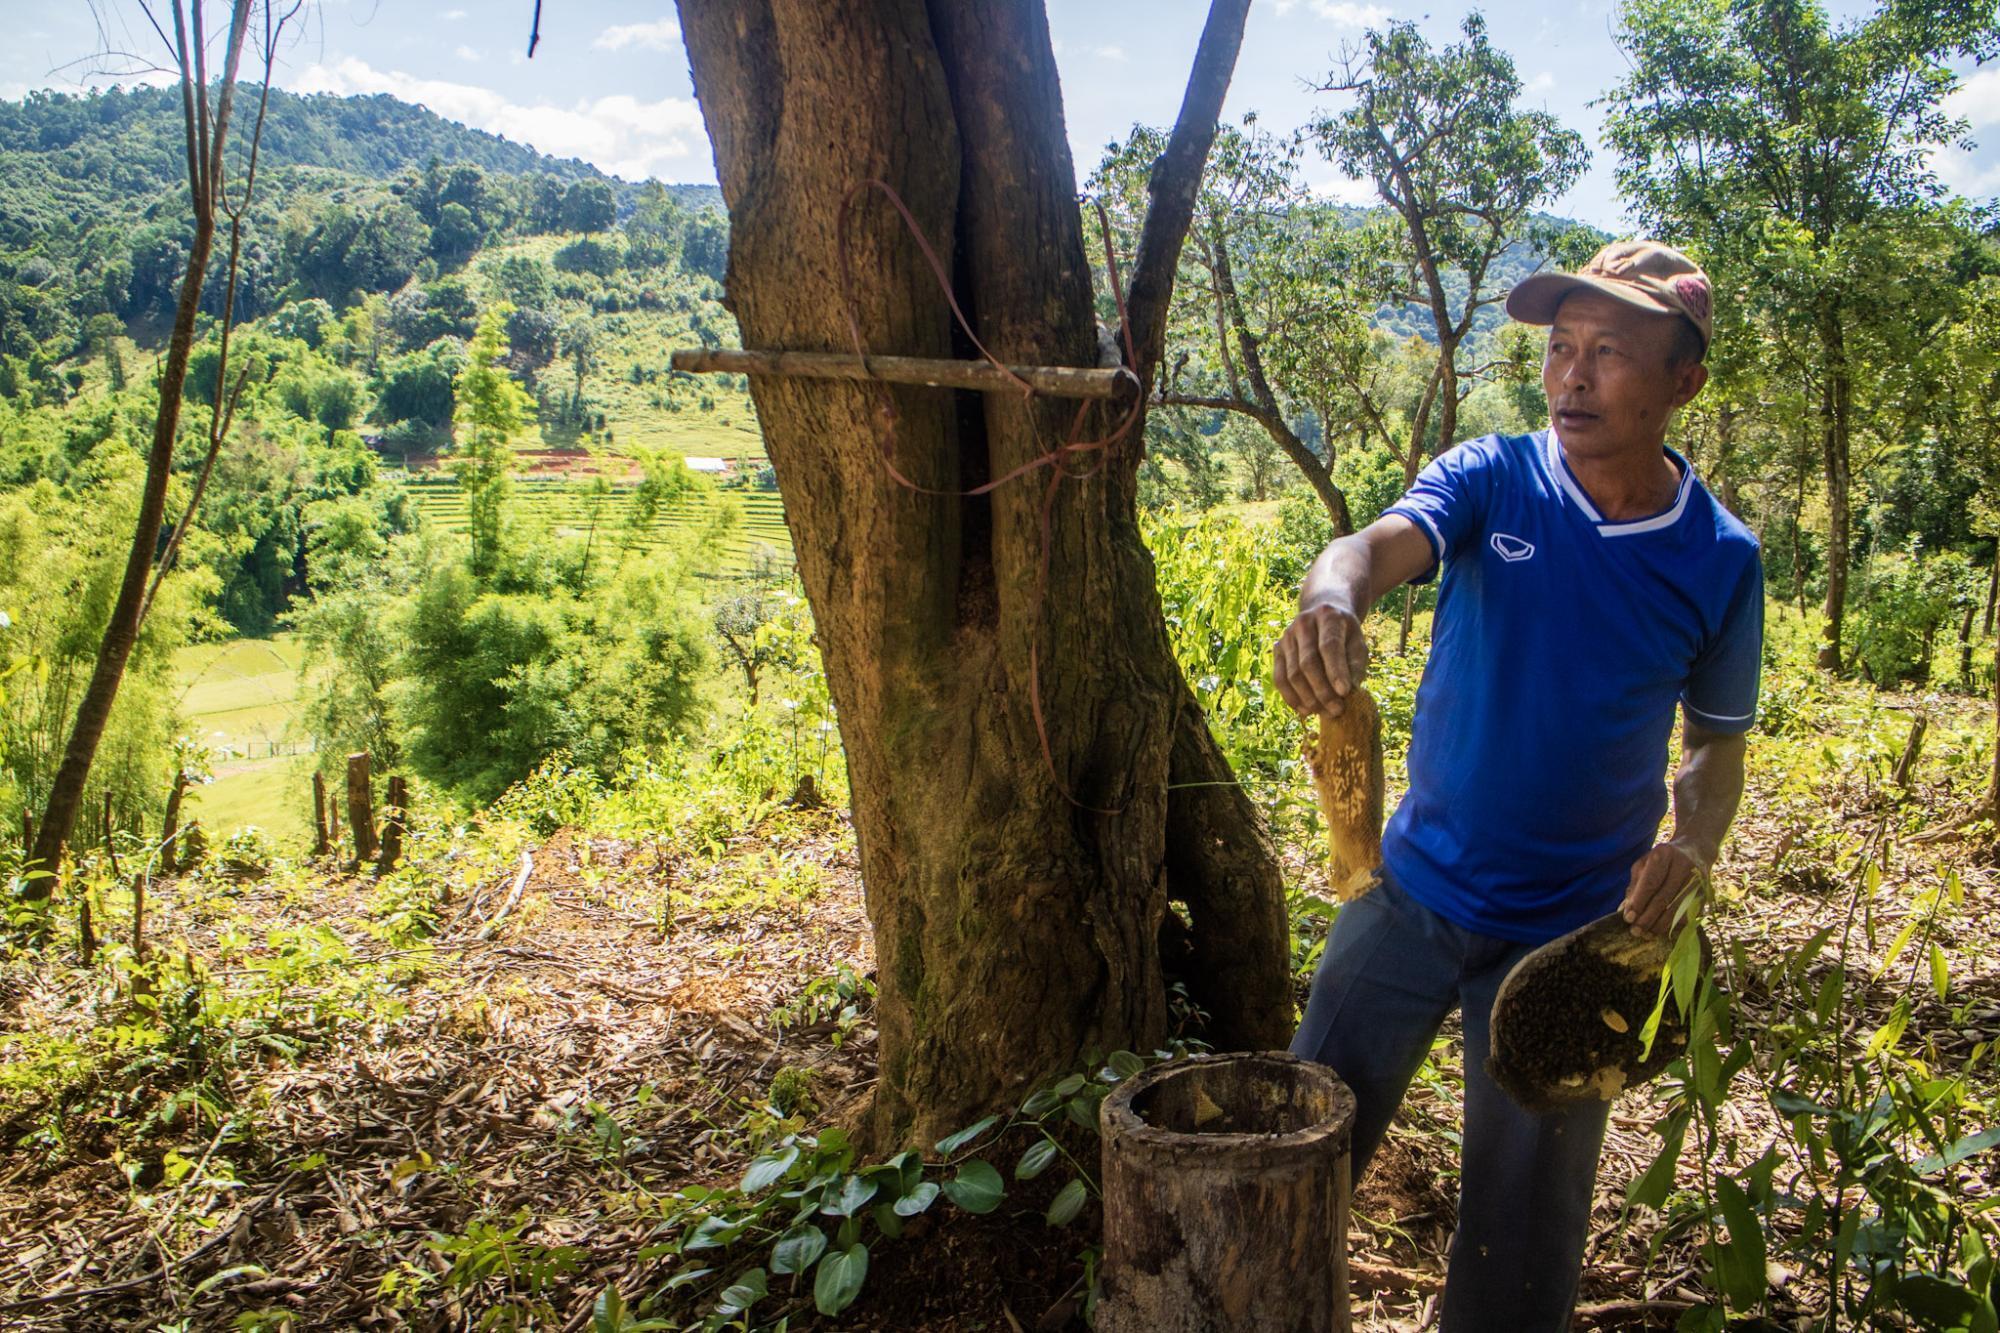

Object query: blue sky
[5,1,1996,229]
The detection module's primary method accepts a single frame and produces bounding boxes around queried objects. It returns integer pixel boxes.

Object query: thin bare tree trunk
[1818,310,1854,671]
[26,0,261,896]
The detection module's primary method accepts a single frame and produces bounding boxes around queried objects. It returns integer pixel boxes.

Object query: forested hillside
[0,82,760,846]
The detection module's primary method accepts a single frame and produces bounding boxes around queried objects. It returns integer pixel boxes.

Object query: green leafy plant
[646,1048,1182,1329]
[1628,850,2000,1330]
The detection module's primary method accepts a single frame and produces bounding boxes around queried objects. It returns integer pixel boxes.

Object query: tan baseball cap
[1506,239,1713,353]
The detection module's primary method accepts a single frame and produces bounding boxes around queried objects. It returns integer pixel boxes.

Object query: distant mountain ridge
[0,84,721,233]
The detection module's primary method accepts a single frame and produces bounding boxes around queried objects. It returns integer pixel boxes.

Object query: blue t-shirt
[1379,429,1763,944]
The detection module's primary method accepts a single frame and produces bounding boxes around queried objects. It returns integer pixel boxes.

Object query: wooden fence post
[311,771,330,858]
[1892,713,1929,791]
[346,752,377,864]
[160,769,187,873]
[377,775,407,871]
[103,791,120,880]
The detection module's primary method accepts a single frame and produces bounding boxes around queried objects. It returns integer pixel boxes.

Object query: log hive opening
[1098,1052,1355,1332]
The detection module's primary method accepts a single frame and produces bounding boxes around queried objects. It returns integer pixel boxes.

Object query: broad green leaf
[664,1266,713,1290]
[813,1242,869,1317]
[1879,918,1919,976]
[1894,1274,1997,1333]
[893,1181,940,1216]
[871,1201,904,1238]
[1016,1139,1060,1180]
[1931,942,1951,1001]
[684,1215,745,1250]
[770,1224,828,1276]
[941,1159,1005,1214]
[821,1173,878,1218]
[1708,1176,1766,1313]
[933,1115,999,1155]
[1864,998,1911,1060]
[1626,1109,1689,1212]
[1105,1050,1146,1080]
[1046,1178,1089,1226]
[742,1145,799,1194]
[717,1267,768,1316]
[1915,1126,2000,1177]
[1668,918,1702,1017]
[594,1284,628,1333]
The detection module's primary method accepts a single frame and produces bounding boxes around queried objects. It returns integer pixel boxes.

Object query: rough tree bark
[676,0,1290,1146]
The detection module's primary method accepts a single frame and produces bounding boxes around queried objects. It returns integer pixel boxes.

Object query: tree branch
[1122,0,1252,383]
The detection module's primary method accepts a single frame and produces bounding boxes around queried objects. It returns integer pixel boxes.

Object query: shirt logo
[1490,532,1536,563]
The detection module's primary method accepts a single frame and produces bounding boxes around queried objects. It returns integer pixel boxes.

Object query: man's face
[1541,289,1706,457]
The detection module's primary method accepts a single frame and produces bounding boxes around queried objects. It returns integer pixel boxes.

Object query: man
[1274,240,1762,1331]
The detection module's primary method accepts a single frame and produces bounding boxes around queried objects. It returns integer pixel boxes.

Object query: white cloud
[1927,67,2000,198]
[1307,172,1380,205]
[442,8,468,19]
[1935,148,2000,198]
[1948,65,2000,130]
[1527,71,1556,94]
[288,57,710,181]
[1308,0,1390,25]
[454,45,482,63]
[592,18,682,53]
[1096,45,1127,62]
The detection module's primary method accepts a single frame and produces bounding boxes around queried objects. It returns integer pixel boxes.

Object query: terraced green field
[172,637,313,845]
[397,469,794,572]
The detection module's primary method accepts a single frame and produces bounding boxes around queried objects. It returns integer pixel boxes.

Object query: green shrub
[1849,546,1980,686]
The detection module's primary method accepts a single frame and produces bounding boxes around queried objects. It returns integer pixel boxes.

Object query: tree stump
[1097,1052,1355,1333]
[345,752,377,864]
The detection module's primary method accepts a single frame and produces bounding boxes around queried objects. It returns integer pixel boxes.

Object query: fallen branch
[1573,1296,1698,1323]
[1347,1258,1445,1295]
[474,850,534,941]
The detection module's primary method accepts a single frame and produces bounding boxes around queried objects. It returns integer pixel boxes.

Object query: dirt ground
[3,744,1997,1329]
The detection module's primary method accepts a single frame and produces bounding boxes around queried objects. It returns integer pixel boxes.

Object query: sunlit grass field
[172,637,312,844]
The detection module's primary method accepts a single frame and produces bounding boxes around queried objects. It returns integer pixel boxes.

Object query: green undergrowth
[604,1046,1198,1332]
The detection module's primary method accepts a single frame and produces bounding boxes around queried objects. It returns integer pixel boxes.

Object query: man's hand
[1275,601,1368,717]
[1275,518,1434,718]
[1620,840,1707,938]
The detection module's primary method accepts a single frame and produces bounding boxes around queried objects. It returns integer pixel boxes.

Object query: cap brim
[1505,272,1682,326]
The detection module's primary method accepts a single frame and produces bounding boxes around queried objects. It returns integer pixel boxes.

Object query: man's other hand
[1621,841,1706,938]
[1275,601,1369,717]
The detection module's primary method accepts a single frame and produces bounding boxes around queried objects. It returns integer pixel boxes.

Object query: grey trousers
[1289,869,1611,1333]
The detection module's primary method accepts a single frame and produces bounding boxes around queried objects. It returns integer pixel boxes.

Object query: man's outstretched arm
[1273,516,1435,718]
[1622,713,1748,937]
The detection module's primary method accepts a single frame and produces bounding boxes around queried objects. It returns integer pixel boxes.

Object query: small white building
[684,457,731,474]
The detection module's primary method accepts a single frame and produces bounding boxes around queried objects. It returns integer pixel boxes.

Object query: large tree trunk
[1818,310,1853,672]
[677,0,1289,1148]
